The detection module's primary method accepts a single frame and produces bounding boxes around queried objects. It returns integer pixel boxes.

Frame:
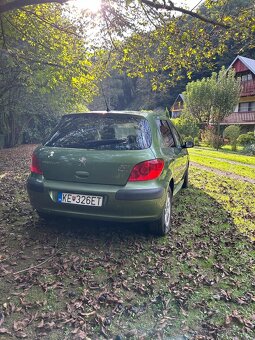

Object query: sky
[177,0,204,10]
[71,0,204,12]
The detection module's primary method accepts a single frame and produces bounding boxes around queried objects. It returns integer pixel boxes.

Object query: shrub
[183,136,193,143]
[237,133,255,146]
[223,125,240,151]
[201,129,211,146]
[172,112,199,139]
[243,144,255,155]
[201,127,223,148]
[194,137,199,146]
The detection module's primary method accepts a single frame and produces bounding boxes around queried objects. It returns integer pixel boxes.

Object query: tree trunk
[216,121,220,151]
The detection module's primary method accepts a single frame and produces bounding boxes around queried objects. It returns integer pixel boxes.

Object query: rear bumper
[115,187,163,200]
[27,177,164,200]
[27,176,167,222]
[27,176,44,192]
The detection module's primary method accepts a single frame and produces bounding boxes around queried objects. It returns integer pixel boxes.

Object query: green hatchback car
[27,111,193,235]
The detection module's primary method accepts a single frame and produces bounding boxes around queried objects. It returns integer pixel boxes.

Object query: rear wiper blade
[52,139,128,148]
[83,139,128,147]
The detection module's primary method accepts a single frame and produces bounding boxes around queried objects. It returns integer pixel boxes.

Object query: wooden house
[171,94,184,118]
[171,55,255,131]
[221,55,255,130]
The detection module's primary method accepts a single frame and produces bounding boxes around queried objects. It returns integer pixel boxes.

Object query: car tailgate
[37,147,156,186]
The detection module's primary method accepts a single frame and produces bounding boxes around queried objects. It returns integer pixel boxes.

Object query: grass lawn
[0,145,254,339]
[190,147,255,166]
[189,147,255,180]
[199,143,244,153]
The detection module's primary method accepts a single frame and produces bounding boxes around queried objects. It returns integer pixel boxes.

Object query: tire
[182,167,189,189]
[150,187,172,236]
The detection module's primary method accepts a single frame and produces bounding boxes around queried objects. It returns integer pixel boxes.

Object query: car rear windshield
[44,114,152,150]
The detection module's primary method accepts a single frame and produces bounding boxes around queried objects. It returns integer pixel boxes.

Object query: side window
[159,120,175,147]
[170,124,182,147]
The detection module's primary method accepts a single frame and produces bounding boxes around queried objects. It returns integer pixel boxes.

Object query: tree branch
[3,13,53,52]
[0,0,68,14]
[0,14,7,48]
[0,0,230,29]
[141,0,230,29]
[4,46,66,68]
[21,8,83,39]
[14,53,66,68]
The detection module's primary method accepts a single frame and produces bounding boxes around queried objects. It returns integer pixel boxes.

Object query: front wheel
[150,187,172,236]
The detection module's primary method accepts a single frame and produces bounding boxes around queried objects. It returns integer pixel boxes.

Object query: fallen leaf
[73,329,87,339]
[15,331,28,338]
[0,327,11,335]
[0,312,4,327]
[225,315,231,326]
[13,319,29,331]
[37,320,44,329]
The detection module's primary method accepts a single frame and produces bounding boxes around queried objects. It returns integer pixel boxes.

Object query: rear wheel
[150,187,172,236]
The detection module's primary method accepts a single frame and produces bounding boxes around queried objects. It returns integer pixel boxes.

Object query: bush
[194,137,199,146]
[243,144,255,155]
[201,128,223,148]
[237,132,255,146]
[183,136,193,143]
[223,125,240,151]
[23,115,60,144]
[172,112,199,139]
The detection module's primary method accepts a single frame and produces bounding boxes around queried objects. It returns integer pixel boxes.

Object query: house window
[238,102,255,112]
[250,102,255,112]
[240,73,253,82]
[239,102,249,112]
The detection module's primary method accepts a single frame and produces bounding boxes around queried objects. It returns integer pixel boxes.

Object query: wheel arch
[169,178,174,193]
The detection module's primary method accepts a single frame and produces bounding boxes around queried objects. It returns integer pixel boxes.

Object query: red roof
[228,55,255,75]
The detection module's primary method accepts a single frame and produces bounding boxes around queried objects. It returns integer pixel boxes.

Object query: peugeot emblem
[79,157,87,166]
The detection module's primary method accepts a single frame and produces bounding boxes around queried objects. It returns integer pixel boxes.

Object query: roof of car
[62,110,168,119]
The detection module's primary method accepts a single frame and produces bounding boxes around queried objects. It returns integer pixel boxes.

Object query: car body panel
[27,176,167,222]
[36,147,156,186]
[27,111,190,223]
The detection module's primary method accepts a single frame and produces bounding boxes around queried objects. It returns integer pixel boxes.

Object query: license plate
[58,192,103,207]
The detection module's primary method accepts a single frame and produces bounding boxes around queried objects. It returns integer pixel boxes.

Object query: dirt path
[191,161,255,184]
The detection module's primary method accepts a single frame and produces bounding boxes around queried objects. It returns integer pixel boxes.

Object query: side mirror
[182,141,194,148]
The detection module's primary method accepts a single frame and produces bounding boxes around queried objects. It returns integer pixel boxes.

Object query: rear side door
[157,119,187,185]
[169,122,188,182]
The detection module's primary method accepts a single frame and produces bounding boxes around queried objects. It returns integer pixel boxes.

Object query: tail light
[30,153,43,175]
[128,159,164,182]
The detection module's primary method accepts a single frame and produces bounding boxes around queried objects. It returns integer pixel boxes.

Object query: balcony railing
[240,80,255,97]
[221,111,255,125]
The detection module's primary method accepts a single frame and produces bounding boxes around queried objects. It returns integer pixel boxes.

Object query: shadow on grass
[26,183,237,248]
[34,214,149,237]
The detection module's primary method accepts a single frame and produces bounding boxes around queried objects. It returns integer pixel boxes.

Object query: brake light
[128,159,164,181]
[30,154,43,175]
